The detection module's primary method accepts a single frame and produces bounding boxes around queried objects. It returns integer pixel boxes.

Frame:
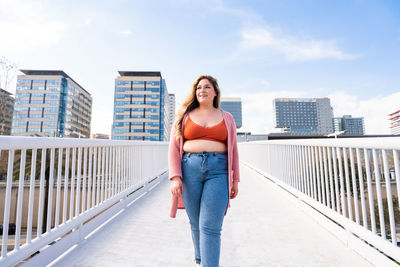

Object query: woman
[168,75,240,266]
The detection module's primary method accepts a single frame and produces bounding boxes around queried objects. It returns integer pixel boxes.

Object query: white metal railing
[239,138,400,263]
[0,136,168,266]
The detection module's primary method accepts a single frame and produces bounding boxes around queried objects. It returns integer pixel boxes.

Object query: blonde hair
[174,75,221,138]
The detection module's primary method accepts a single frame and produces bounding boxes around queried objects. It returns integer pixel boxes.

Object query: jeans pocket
[182,153,191,163]
[215,153,228,163]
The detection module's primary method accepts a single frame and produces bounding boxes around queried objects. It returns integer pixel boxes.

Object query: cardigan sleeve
[168,121,182,180]
[229,113,240,182]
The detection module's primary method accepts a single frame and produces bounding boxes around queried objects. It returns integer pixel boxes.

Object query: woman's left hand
[230,181,239,199]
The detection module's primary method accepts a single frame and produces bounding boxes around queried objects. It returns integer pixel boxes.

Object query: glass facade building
[220,97,242,128]
[168,93,176,132]
[389,109,400,135]
[112,71,171,141]
[0,88,15,136]
[12,70,92,138]
[273,98,334,134]
[333,117,342,133]
[333,115,365,136]
[342,115,364,135]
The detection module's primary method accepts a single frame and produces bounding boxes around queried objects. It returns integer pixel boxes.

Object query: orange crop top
[184,116,228,144]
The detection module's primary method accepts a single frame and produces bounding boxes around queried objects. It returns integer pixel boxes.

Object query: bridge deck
[53,163,373,267]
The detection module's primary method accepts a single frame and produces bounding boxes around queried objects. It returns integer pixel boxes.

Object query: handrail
[0,136,166,149]
[242,137,400,150]
[0,136,168,266]
[239,138,400,264]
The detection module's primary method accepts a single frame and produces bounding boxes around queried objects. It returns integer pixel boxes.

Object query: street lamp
[326,130,346,139]
[70,131,85,139]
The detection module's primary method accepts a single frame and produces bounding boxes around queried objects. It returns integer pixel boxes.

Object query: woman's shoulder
[220,109,234,120]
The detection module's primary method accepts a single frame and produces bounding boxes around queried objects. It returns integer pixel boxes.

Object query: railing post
[1,149,14,257]
[364,148,376,233]
[372,149,386,239]
[55,148,63,227]
[382,149,396,244]
[337,147,347,217]
[349,148,360,224]
[37,148,47,237]
[356,148,368,228]
[343,148,353,220]
[327,147,335,211]
[27,149,37,243]
[318,146,326,205]
[332,147,340,213]
[76,147,82,217]
[82,147,88,213]
[70,147,76,220]
[15,149,26,251]
[63,148,70,224]
[323,146,331,208]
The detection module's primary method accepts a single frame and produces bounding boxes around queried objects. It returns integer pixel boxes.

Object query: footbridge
[0,137,399,266]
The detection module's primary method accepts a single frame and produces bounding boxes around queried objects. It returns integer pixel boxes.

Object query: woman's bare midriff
[183,139,227,153]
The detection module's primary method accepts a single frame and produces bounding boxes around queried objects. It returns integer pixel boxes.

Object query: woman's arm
[168,121,184,196]
[231,115,240,182]
[168,122,182,180]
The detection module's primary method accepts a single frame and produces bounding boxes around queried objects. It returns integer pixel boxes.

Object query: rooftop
[221,97,242,102]
[118,71,162,77]
[19,69,90,96]
[274,97,331,102]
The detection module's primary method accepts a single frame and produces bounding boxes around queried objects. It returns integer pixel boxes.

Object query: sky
[1,0,399,135]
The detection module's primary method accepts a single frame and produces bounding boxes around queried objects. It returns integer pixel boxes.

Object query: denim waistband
[183,151,227,158]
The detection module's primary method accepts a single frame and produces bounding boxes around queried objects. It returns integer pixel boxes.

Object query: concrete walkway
[53,163,373,267]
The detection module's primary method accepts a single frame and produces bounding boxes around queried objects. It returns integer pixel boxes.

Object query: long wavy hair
[174,75,221,138]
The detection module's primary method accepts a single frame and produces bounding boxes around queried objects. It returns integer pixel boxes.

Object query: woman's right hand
[170,176,183,196]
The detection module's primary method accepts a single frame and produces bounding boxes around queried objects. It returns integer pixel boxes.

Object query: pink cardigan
[168,109,240,218]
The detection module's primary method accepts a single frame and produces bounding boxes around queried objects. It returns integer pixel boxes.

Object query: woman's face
[196,79,216,105]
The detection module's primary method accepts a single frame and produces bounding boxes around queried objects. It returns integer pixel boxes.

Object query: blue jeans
[182,152,229,267]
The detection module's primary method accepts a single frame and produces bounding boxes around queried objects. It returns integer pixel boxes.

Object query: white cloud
[84,17,93,26]
[119,30,133,36]
[91,105,113,136]
[329,91,400,134]
[170,1,358,62]
[238,27,358,62]
[260,80,271,88]
[0,0,69,54]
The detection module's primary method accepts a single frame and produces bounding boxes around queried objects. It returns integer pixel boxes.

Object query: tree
[0,56,18,91]
[0,56,18,136]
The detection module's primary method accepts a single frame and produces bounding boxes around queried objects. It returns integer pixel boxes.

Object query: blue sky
[1,0,399,135]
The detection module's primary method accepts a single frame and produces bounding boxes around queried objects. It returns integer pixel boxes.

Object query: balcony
[0,136,399,266]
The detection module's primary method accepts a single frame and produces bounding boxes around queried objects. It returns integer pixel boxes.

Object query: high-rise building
[0,88,15,136]
[315,97,334,134]
[342,115,365,135]
[389,109,400,135]
[332,117,342,133]
[12,70,92,138]
[168,93,176,130]
[92,133,110,139]
[333,115,365,136]
[273,97,333,134]
[112,71,171,141]
[220,97,242,128]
